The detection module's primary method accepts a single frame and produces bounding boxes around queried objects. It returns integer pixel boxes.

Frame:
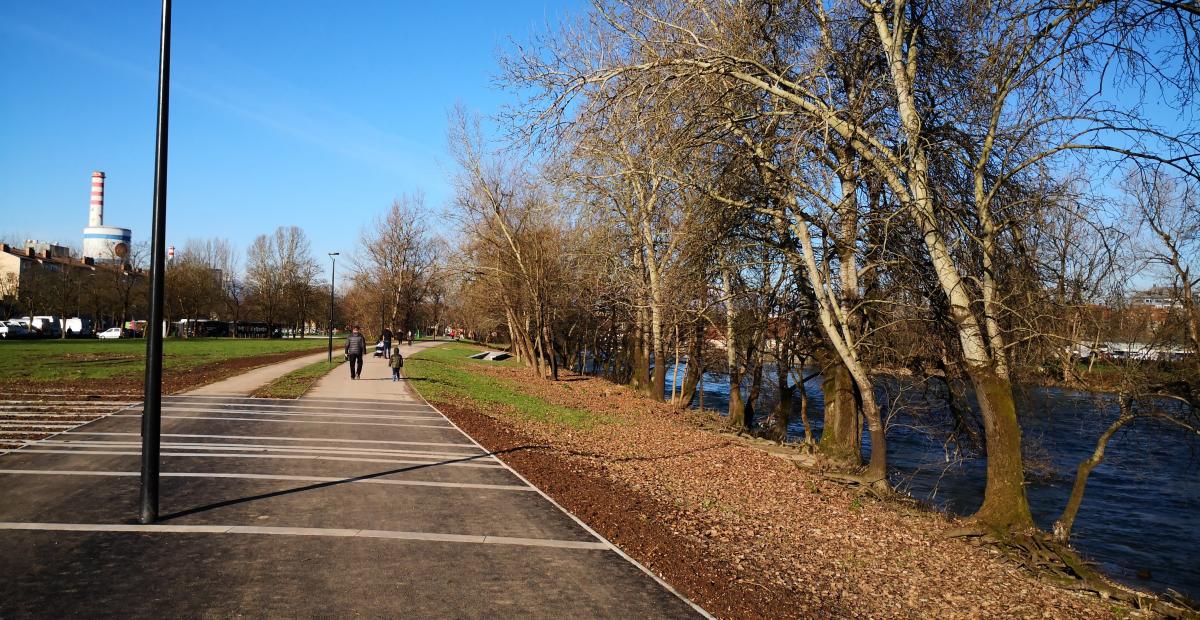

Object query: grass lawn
[0,338,333,382]
[406,342,608,429]
[253,358,345,399]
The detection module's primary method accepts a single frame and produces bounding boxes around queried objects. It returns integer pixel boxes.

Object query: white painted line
[109,415,454,429]
[0,522,610,550]
[153,407,443,421]
[0,400,134,406]
[2,449,507,469]
[30,439,492,460]
[0,405,119,410]
[63,432,479,450]
[0,414,105,417]
[0,470,534,492]
[171,396,419,408]
[1,401,141,455]
[163,401,433,413]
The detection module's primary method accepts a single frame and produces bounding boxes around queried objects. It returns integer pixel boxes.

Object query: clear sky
[0,1,582,279]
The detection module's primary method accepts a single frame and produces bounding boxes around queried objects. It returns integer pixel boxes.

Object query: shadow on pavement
[157,446,546,522]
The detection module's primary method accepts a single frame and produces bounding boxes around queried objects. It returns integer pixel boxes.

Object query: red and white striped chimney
[89,171,105,227]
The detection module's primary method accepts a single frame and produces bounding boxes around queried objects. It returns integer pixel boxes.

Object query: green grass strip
[406,342,610,430]
[252,358,345,399]
[0,338,332,382]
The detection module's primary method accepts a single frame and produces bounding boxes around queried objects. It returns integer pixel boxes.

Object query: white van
[64,317,94,338]
[20,316,62,338]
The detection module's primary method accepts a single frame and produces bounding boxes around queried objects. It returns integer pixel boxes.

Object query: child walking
[389,347,404,381]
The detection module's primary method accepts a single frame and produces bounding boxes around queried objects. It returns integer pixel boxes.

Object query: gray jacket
[345,332,366,355]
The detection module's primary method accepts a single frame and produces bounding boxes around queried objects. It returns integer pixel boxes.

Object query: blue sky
[0,1,582,279]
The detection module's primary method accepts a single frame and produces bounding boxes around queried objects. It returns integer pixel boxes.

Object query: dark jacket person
[345,326,367,379]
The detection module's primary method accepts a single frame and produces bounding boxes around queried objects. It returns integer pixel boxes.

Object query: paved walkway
[304,339,443,401]
[0,343,706,618]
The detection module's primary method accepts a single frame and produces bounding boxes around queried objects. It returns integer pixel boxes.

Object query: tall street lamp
[327,252,339,362]
[140,0,171,525]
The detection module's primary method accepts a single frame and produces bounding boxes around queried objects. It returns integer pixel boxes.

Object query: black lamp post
[139,0,171,525]
[327,252,338,362]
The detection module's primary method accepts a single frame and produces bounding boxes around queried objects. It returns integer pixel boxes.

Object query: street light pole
[139,0,171,525]
[327,252,339,363]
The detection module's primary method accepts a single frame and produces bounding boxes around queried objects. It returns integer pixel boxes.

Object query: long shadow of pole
[139,0,172,525]
[157,445,546,522]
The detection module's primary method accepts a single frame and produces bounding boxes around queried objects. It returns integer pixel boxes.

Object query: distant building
[1130,286,1185,309]
[0,242,143,302]
[22,240,72,260]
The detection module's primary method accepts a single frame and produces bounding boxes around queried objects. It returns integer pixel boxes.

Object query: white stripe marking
[164,401,431,413]
[2,449,506,469]
[0,470,532,492]
[64,432,478,449]
[30,440,491,460]
[0,413,106,417]
[152,407,442,421]
[0,522,608,549]
[0,400,134,405]
[109,415,454,429]
[172,395,414,407]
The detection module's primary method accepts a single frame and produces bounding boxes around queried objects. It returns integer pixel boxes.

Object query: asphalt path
[0,345,707,618]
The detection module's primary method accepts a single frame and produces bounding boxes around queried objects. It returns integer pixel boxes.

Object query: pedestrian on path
[382,328,393,359]
[345,325,366,379]
[389,347,404,381]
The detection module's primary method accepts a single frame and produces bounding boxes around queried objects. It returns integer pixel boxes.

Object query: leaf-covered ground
[408,344,1135,619]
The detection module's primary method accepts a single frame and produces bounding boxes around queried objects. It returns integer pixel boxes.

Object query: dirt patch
[423,364,1125,620]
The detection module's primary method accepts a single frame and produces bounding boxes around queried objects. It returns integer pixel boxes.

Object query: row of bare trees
[166,227,325,336]
[444,0,1199,592]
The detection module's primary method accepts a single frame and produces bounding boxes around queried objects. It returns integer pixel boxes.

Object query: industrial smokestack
[89,171,105,227]
[82,171,131,263]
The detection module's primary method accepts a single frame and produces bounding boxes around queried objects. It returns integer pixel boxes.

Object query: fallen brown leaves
[434,363,1131,620]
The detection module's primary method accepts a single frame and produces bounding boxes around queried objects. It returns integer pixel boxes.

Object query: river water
[657,363,1200,600]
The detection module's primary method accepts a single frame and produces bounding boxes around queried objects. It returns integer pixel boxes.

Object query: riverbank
[406,344,1133,619]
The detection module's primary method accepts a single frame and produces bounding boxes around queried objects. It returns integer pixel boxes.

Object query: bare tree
[357,194,438,340]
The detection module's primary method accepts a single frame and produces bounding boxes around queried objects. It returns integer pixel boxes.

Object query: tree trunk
[670,324,681,402]
[651,353,667,401]
[970,369,1034,531]
[817,350,861,466]
[743,343,764,431]
[798,384,813,446]
[675,324,704,410]
[727,374,746,430]
[770,383,793,442]
[627,325,649,393]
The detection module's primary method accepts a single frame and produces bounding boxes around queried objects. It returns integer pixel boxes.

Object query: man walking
[345,325,366,380]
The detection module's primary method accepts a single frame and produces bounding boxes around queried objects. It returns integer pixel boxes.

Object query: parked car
[97,327,127,339]
[0,321,35,339]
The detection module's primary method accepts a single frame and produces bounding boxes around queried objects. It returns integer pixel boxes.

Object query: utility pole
[140,0,172,525]
[327,252,339,362]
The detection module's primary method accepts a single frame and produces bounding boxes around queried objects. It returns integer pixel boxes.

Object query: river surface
[656,363,1200,600]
